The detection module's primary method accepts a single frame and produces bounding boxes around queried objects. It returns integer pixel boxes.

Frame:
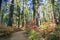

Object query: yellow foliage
[38,22,56,33]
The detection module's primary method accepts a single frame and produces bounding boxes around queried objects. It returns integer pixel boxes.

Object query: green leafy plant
[28,19,39,40]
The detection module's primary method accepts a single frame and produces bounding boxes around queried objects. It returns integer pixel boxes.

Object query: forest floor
[0,31,28,40]
[0,24,60,40]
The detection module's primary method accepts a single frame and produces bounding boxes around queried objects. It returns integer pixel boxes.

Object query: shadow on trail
[0,34,12,40]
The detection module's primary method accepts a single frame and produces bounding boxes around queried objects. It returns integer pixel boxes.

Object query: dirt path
[0,31,28,40]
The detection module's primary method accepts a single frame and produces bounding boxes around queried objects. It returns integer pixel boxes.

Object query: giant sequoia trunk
[7,0,14,26]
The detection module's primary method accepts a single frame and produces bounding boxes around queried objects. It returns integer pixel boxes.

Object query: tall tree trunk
[51,0,59,23]
[1,11,3,24]
[17,5,20,29]
[32,0,36,19]
[7,0,14,26]
[51,0,55,19]
[22,0,24,27]
[21,11,24,27]
[32,0,39,26]
[1,0,4,24]
[0,0,2,10]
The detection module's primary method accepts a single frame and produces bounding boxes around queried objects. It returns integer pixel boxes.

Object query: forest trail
[0,31,28,40]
